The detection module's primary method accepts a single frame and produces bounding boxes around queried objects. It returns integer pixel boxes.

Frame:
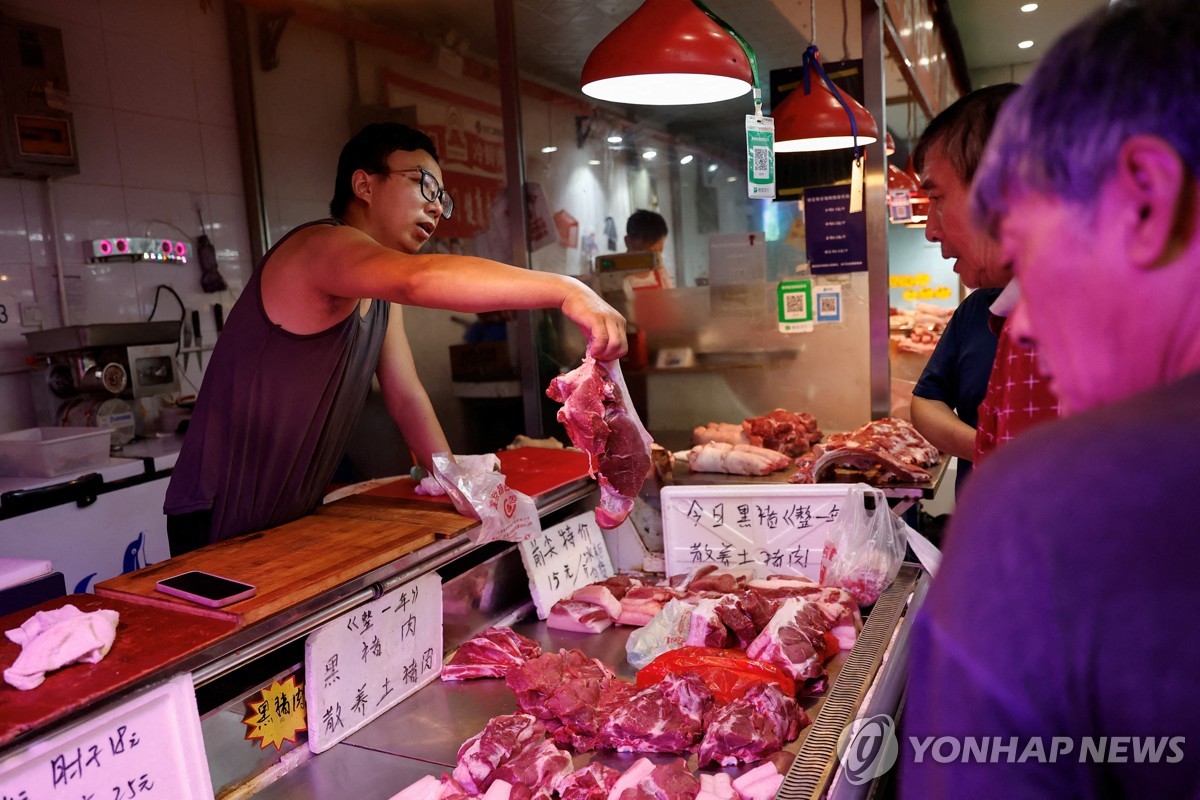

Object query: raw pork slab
[546,357,653,528]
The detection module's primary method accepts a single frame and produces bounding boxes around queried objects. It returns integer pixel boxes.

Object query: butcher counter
[0,447,932,799]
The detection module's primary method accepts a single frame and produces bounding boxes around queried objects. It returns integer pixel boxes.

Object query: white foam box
[0,427,112,477]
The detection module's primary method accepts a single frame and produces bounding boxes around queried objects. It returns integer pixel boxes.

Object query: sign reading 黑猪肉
[304,571,442,753]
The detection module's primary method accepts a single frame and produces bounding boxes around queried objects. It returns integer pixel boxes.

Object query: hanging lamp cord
[691,0,763,119]
[802,44,862,159]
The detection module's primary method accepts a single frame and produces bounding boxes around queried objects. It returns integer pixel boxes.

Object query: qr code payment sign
[752,146,771,179]
[784,292,808,319]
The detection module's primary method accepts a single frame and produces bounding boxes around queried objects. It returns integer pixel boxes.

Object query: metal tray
[344,614,849,782]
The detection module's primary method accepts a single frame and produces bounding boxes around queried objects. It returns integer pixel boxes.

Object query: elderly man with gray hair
[900,0,1200,796]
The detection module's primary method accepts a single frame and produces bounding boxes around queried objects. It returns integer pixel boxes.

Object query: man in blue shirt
[909,85,1018,492]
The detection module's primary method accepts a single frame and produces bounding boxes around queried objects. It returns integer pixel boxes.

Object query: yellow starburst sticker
[243,675,308,750]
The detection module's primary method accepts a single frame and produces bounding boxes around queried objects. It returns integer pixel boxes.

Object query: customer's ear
[1116,135,1191,269]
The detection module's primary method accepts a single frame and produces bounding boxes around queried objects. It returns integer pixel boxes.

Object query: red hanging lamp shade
[773,48,879,152]
[581,0,753,106]
[888,162,919,192]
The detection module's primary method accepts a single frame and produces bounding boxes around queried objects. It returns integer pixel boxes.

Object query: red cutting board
[0,594,237,749]
[364,447,593,503]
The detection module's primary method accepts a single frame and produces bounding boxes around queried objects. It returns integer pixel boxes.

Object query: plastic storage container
[0,427,112,477]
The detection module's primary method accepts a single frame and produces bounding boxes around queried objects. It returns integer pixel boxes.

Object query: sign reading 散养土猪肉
[304,571,442,753]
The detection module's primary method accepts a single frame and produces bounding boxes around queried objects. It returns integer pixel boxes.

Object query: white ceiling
[950,0,1108,74]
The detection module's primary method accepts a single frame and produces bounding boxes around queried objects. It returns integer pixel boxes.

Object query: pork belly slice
[609,757,700,800]
[548,599,614,634]
[479,780,536,800]
[616,585,683,627]
[730,761,784,800]
[570,584,623,620]
[696,771,735,800]
[684,567,755,595]
[442,627,543,681]
[598,671,714,753]
[692,421,750,447]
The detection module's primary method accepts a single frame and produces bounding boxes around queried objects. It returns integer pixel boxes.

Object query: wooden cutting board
[96,499,476,627]
[0,594,237,749]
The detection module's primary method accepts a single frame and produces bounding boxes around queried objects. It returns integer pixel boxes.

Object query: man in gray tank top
[164,124,627,554]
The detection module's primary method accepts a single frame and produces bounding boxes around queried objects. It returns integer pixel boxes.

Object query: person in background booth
[625,209,668,254]
[164,123,626,555]
[908,84,1019,493]
[902,0,1200,795]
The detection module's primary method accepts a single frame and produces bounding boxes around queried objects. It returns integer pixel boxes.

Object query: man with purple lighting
[901,0,1200,796]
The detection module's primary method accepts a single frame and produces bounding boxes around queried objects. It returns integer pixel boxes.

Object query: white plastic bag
[625,598,694,669]
[430,452,540,544]
[820,484,908,606]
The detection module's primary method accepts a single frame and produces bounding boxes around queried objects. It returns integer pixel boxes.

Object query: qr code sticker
[820,295,838,314]
[753,146,770,179]
[784,292,807,318]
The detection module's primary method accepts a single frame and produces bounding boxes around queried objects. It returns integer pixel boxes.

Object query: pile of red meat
[693,409,823,459]
[391,740,783,800]
[545,566,861,689]
[790,417,939,485]
[407,634,798,799]
[409,567,863,799]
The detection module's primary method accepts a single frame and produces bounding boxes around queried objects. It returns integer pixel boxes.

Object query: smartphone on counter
[155,571,256,608]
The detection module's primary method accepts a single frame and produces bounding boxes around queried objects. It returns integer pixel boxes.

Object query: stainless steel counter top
[247,612,857,799]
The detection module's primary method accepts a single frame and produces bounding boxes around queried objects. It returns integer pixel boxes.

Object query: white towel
[4,604,120,690]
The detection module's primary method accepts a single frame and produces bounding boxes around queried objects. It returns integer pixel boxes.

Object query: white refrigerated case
[0,463,172,593]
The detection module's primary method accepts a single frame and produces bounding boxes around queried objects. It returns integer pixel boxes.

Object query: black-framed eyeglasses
[382,167,454,219]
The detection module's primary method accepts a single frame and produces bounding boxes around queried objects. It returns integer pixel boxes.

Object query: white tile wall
[0,0,249,431]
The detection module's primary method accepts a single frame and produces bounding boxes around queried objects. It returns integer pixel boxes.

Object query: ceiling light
[707,164,719,173]
[607,135,623,144]
[1018,40,1034,49]
[540,146,558,154]
[725,176,737,183]
[1020,3,1038,11]
[679,154,694,165]
[773,46,879,153]
[580,0,753,105]
[588,159,602,165]
[885,132,896,156]
[642,149,657,160]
